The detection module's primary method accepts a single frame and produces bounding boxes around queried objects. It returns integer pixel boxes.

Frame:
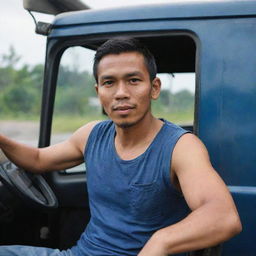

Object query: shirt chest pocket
[129,181,164,222]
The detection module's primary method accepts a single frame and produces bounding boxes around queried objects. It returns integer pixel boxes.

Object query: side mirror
[23,0,90,15]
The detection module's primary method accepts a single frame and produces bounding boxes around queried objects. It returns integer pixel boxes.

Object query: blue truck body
[36,1,256,254]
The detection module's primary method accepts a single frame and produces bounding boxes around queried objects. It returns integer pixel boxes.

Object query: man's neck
[114,115,163,160]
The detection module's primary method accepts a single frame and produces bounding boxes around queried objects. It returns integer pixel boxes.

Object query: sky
[0,0,199,66]
[1,0,53,66]
[0,0,196,92]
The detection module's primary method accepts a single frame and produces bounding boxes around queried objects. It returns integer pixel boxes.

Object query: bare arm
[0,121,99,173]
[139,134,242,256]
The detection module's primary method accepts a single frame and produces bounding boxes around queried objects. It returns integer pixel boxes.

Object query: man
[0,38,241,256]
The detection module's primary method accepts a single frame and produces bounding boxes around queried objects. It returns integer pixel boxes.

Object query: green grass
[52,111,193,133]
[0,113,39,121]
[53,112,193,133]
[51,114,107,133]
[153,110,194,125]
[0,110,193,134]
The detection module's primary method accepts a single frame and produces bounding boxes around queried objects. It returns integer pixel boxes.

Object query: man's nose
[114,81,130,99]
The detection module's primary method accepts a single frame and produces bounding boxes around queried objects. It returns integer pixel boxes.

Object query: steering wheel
[0,149,58,209]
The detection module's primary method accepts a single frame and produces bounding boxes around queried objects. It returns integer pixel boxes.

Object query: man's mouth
[112,105,135,114]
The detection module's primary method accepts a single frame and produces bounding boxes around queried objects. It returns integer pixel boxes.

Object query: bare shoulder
[68,120,101,153]
[175,133,208,152]
[172,133,210,169]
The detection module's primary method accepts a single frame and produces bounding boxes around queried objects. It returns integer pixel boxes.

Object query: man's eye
[102,80,113,86]
[130,78,140,84]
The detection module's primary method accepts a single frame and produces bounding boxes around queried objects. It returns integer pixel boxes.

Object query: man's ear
[95,84,99,95]
[151,77,161,100]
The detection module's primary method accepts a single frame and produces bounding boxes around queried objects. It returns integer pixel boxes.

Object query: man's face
[96,51,160,128]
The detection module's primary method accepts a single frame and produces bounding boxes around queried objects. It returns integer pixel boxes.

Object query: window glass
[153,73,195,126]
[0,47,42,147]
[52,46,105,146]
[52,46,105,173]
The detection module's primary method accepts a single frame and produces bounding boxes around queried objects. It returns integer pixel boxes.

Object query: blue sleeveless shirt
[72,119,190,256]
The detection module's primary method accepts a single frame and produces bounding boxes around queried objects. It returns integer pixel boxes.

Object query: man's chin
[113,112,150,129]
[115,121,135,129]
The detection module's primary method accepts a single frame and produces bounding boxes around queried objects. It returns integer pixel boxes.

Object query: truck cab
[0,1,255,255]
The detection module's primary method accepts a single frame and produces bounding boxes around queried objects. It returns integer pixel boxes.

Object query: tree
[171,89,194,112]
[1,84,37,114]
[1,45,21,68]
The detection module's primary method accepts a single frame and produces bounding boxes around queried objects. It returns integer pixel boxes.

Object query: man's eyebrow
[100,72,143,81]
[125,72,143,78]
[99,75,115,81]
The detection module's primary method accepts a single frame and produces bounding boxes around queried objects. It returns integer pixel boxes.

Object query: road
[0,121,71,146]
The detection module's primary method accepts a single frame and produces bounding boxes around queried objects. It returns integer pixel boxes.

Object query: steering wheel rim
[0,159,58,209]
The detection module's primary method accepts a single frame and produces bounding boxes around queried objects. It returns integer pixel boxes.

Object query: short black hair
[93,37,157,83]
